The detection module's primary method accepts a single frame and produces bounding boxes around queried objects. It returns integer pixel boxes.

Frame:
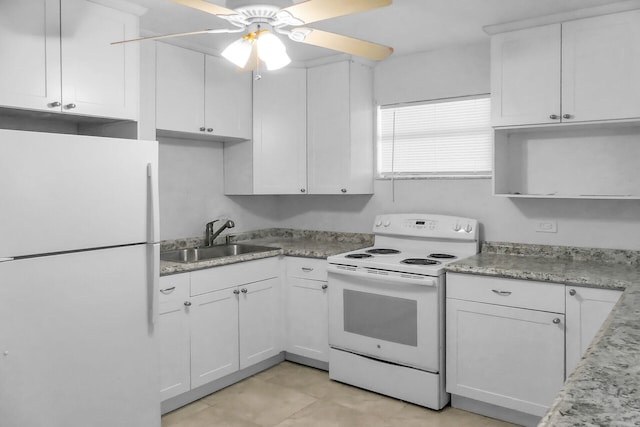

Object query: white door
[286,277,329,362]
[565,286,622,375]
[328,271,440,372]
[239,278,281,369]
[205,55,252,139]
[446,299,565,416]
[252,67,307,194]
[490,24,561,126]
[60,0,138,120]
[0,246,159,427]
[190,287,239,388]
[0,0,61,112]
[561,9,640,122]
[0,130,158,258]
[158,274,191,401]
[156,42,205,134]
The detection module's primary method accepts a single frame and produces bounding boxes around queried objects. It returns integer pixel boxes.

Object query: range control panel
[373,213,479,241]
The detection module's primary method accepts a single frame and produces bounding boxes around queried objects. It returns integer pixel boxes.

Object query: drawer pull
[160,286,176,294]
[491,289,512,296]
[553,318,561,324]
[301,267,314,272]
[322,284,328,290]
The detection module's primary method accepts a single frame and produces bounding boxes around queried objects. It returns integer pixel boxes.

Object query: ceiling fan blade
[111,29,216,45]
[170,0,238,18]
[293,28,393,61]
[282,0,391,25]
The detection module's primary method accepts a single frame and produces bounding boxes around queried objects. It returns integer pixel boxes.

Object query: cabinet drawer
[190,257,279,296]
[447,273,565,313]
[286,257,328,281]
[159,273,189,312]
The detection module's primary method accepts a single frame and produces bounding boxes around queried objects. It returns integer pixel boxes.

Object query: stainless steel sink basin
[160,244,276,263]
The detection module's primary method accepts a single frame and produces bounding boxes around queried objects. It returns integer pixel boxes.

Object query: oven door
[327,264,441,372]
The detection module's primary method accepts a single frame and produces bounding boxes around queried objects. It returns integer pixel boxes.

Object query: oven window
[343,289,418,346]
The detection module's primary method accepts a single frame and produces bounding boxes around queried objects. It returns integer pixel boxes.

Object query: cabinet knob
[184,301,192,307]
[552,318,561,324]
[321,284,328,290]
[48,101,61,108]
[233,289,240,295]
[241,288,248,294]
[563,114,572,119]
[207,128,213,132]
[549,114,559,120]
[569,289,576,296]
[341,188,347,193]
[199,127,206,132]
[64,103,76,109]
[300,188,306,193]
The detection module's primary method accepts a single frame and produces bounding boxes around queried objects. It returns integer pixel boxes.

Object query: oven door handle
[327,264,437,287]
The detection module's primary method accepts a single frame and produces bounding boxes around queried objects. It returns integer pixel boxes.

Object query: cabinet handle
[160,286,176,294]
[300,188,306,193]
[207,128,213,132]
[491,289,512,296]
[233,289,240,295]
[64,103,76,109]
[241,288,248,294]
[569,289,576,296]
[199,127,206,132]
[184,301,192,307]
[48,101,61,108]
[301,267,314,272]
[321,284,328,290]
[553,318,561,324]
[341,188,347,193]
[563,114,572,119]
[549,114,559,120]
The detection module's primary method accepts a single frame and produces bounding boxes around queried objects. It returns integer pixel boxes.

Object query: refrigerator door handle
[147,243,160,327]
[146,163,160,244]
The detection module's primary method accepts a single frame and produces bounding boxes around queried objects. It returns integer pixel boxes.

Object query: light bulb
[257,32,291,70]
[221,37,252,68]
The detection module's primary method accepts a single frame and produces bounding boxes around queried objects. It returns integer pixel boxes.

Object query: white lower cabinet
[446,273,565,423]
[158,257,280,402]
[565,285,622,375]
[285,258,329,363]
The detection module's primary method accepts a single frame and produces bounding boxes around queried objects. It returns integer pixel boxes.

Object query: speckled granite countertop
[160,228,373,276]
[445,242,640,427]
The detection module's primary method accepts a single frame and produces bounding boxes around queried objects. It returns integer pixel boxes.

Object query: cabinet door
[562,10,640,122]
[252,68,307,194]
[60,0,138,120]
[565,286,622,375]
[446,299,565,416]
[239,277,281,369]
[156,43,205,134]
[286,277,329,362]
[205,55,252,139]
[158,275,190,401]
[491,24,561,126]
[190,287,239,388]
[0,0,61,112]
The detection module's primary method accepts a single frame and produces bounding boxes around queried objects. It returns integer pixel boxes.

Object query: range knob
[453,223,462,232]
[375,220,382,227]
[383,220,391,227]
[464,224,473,233]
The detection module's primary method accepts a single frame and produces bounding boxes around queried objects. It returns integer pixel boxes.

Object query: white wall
[160,42,640,250]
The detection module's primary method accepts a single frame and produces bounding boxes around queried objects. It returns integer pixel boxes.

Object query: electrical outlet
[536,220,557,233]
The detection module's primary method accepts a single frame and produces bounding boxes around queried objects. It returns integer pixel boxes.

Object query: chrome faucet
[205,219,235,246]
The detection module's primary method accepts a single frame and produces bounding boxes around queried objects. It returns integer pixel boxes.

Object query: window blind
[377,95,492,178]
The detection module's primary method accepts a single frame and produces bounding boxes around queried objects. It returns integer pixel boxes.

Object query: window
[377,95,492,178]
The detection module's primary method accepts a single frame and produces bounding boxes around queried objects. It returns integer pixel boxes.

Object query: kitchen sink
[160,244,276,263]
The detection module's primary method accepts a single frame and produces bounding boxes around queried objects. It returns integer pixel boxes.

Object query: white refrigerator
[0,129,160,427]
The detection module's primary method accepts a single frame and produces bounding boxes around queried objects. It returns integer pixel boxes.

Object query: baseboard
[451,395,541,427]
[284,352,329,371]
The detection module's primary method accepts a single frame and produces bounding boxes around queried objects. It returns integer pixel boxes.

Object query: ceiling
[128,0,629,63]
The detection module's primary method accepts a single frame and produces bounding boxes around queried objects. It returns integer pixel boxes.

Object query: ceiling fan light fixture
[257,31,291,70]
[221,36,253,68]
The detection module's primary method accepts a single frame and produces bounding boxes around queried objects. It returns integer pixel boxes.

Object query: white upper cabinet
[491,9,640,127]
[0,0,139,120]
[156,43,252,140]
[307,61,374,195]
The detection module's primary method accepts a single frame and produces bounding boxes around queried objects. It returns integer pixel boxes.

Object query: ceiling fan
[113,0,394,71]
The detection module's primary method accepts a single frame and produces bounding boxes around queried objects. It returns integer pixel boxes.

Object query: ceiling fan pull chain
[255,24,262,80]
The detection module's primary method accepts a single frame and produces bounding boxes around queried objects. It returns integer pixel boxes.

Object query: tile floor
[162,361,518,427]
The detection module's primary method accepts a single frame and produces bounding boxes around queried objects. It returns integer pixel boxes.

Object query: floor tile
[273,399,392,427]
[161,400,211,427]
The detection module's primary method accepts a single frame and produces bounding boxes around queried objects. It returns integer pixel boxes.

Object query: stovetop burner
[345,253,373,259]
[400,258,441,266]
[366,248,401,255]
[428,253,457,259]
